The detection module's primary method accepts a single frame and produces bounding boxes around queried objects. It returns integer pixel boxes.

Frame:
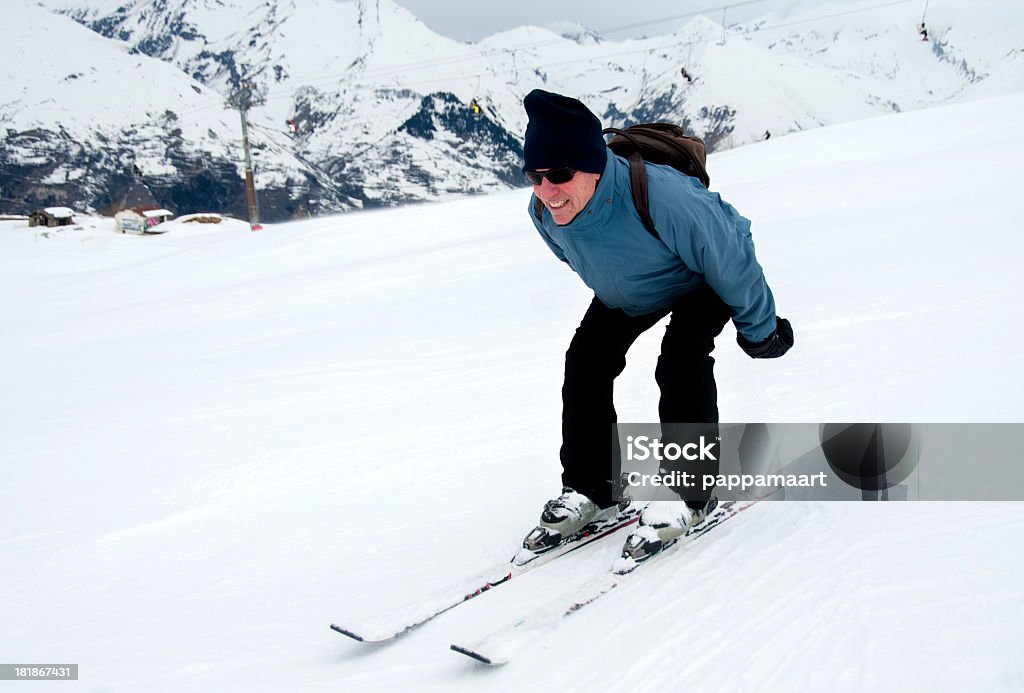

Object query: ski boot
[619,496,719,567]
[516,488,630,565]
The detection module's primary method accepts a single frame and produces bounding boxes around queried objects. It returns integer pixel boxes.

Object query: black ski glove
[737,317,794,359]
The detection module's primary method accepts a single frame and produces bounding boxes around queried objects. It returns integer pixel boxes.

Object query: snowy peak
[5,4,216,136]
[544,20,605,45]
[673,14,726,43]
[2,0,350,220]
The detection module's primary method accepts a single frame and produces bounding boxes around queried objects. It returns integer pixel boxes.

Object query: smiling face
[532,170,601,225]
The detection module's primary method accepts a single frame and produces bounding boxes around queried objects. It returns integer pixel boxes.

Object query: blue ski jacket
[529,150,778,343]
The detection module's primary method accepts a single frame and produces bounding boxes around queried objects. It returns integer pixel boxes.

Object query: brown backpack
[533,123,710,241]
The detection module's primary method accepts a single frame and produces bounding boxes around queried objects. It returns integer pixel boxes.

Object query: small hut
[28,207,75,227]
[143,208,173,232]
[116,208,173,234]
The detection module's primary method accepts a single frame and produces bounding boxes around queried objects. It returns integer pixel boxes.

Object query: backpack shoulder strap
[625,151,658,240]
[602,127,660,241]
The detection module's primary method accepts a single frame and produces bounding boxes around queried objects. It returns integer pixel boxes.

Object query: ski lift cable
[350,31,725,93]
[334,0,768,82]
[921,0,929,24]
[590,0,765,38]
[514,0,917,72]
[738,0,915,35]
[303,0,913,92]
[334,3,734,88]
[172,0,914,121]
[183,0,902,114]
[276,33,567,96]
[199,1,768,107]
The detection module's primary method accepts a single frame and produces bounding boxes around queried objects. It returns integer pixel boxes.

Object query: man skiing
[520,89,793,562]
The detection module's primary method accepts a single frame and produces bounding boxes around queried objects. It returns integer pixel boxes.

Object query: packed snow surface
[2,93,1023,691]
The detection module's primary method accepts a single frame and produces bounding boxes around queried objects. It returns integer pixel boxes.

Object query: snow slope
[1,92,1023,691]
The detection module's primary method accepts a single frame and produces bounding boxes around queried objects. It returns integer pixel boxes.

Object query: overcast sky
[391,0,879,42]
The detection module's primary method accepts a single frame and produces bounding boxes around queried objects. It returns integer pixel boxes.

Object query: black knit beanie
[523,89,607,173]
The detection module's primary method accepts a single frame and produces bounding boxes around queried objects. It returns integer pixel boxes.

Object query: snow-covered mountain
[3,0,1022,220]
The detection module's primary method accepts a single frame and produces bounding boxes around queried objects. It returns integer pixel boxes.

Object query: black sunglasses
[523,167,577,185]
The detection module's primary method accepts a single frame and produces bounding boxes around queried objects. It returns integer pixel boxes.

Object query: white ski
[450,500,758,664]
[330,505,641,642]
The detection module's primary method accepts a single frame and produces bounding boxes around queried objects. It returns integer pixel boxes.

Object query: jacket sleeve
[527,195,571,266]
[653,180,777,343]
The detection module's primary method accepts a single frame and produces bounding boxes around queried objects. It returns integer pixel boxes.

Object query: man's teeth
[549,200,568,209]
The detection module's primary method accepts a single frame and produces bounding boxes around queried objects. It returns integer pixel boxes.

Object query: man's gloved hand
[737,317,794,359]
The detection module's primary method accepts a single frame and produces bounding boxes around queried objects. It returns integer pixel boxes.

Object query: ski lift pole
[227,81,265,231]
[239,109,262,231]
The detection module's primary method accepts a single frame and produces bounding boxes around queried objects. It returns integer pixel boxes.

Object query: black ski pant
[560,286,731,509]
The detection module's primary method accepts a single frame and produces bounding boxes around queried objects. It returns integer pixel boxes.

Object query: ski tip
[511,547,540,568]
[450,643,501,666]
[611,556,638,575]
[330,623,366,642]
